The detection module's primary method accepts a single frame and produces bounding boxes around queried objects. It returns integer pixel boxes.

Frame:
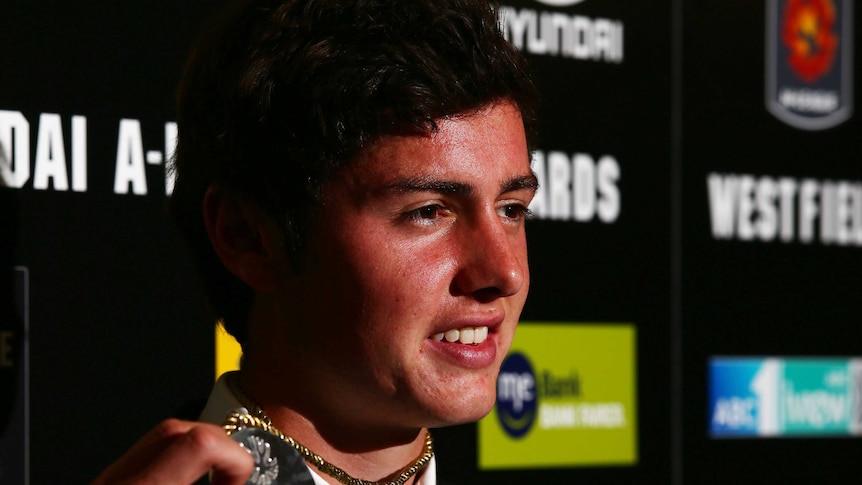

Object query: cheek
[365,239,457,309]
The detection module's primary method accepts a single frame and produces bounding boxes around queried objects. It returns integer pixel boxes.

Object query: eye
[499,203,531,221]
[405,204,448,225]
[416,205,441,219]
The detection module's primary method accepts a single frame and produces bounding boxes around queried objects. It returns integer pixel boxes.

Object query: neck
[235,367,430,483]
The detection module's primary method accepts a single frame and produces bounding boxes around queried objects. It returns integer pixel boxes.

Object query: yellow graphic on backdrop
[215,323,242,379]
[479,323,637,469]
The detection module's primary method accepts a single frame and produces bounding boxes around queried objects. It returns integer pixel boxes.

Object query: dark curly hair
[170,0,538,345]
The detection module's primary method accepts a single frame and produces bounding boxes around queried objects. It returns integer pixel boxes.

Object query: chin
[421,387,497,427]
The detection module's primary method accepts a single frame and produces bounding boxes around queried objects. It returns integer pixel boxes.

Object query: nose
[451,210,527,302]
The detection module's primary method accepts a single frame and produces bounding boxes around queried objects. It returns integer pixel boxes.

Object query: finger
[91,419,254,485]
[136,423,253,485]
[92,419,198,484]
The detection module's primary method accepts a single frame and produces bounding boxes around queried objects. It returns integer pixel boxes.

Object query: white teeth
[460,328,475,344]
[432,326,489,345]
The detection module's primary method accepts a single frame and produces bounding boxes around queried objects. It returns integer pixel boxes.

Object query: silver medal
[226,419,316,485]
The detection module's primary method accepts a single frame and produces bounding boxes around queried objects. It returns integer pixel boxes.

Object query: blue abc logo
[495,352,538,438]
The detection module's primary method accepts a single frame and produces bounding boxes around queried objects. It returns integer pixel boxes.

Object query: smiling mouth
[430,326,489,345]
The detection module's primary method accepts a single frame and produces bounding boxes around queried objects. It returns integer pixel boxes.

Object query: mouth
[429,326,489,345]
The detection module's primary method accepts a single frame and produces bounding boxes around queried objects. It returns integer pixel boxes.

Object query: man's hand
[91,419,253,485]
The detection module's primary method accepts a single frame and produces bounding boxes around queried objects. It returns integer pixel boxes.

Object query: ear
[202,185,283,291]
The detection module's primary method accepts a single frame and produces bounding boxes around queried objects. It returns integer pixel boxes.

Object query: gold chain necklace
[224,373,434,485]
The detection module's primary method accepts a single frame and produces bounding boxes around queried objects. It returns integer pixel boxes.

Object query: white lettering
[497,372,535,413]
[539,402,627,429]
[778,178,798,242]
[784,384,848,428]
[534,0,586,6]
[571,16,592,59]
[0,110,30,188]
[779,88,839,114]
[852,185,862,245]
[549,151,572,220]
[755,177,778,241]
[835,183,852,245]
[503,8,531,51]
[712,397,757,428]
[539,403,577,428]
[531,150,622,223]
[0,112,87,191]
[164,122,178,195]
[33,113,69,191]
[799,179,819,243]
[707,174,737,239]
[114,119,148,195]
[737,175,755,241]
[530,151,548,218]
[572,153,594,221]
[500,7,624,63]
[596,156,620,222]
[708,173,862,247]
[578,402,626,428]
[820,182,836,244]
[527,11,547,54]
[71,116,87,192]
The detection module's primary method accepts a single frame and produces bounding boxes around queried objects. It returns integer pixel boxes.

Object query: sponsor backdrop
[682,0,862,483]
[0,1,857,484]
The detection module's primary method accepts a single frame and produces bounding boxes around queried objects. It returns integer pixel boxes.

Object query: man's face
[273,101,535,430]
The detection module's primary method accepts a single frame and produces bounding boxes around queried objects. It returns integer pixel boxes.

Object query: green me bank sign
[479,323,637,468]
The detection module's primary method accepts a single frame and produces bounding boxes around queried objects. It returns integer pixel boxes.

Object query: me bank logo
[479,323,637,469]
[766,0,854,130]
[496,352,538,438]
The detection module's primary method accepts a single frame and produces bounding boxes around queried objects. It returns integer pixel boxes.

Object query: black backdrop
[1,1,859,484]
[681,1,862,483]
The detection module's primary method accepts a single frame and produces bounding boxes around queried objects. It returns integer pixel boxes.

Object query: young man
[94,0,538,483]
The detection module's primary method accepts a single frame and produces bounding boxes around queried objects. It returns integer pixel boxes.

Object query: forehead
[343,102,531,188]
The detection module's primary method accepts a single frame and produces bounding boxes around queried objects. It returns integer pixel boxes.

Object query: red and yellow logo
[782,0,840,83]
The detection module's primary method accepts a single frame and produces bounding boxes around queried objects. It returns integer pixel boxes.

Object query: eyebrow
[502,173,540,194]
[382,172,539,197]
[385,177,474,196]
